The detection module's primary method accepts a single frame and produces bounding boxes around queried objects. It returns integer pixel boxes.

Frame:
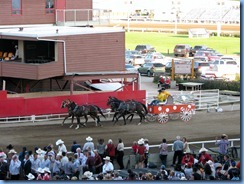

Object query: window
[12,0,22,15]
[46,0,54,14]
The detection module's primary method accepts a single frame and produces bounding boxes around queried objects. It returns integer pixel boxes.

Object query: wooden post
[191,59,194,79]
[171,59,175,81]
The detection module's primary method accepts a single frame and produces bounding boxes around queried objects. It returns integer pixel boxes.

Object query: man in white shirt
[102,156,114,174]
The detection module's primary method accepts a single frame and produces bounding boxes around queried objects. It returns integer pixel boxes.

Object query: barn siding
[61,32,125,73]
[65,0,92,9]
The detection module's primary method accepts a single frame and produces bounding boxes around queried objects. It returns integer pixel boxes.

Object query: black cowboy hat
[161,87,166,90]
[6,144,14,150]
[158,89,162,92]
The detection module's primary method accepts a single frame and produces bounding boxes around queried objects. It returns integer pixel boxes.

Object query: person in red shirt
[105,139,116,164]
[136,139,146,169]
[182,150,194,166]
[131,141,138,155]
[198,148,213,166]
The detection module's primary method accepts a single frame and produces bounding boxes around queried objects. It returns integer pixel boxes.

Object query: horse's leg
[69,115,75,128]
[137,114,143,125]
[75,116,80,130]
[90,115,97,127]
[129,114,134,122]
[62,115,69,126]
[96,116,103,127]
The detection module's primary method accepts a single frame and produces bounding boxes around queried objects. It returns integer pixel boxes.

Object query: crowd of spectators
[0,134,240,181]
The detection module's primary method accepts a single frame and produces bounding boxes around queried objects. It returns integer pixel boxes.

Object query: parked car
[220,56,237,61]
[137,62,165,77]
[194,61,210,76]
[135,44,156,55]
[202,59,239,80]
[144,52,167,64]
[125,64,138,72]
[191,45,208,56]
[173,44,192,57]
[125,54,144,65]
[194,51,220,62]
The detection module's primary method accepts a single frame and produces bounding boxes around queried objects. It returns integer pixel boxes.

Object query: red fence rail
[0,90,146,118]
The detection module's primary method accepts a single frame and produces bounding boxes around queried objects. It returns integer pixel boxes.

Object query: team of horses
[61,96,148,129]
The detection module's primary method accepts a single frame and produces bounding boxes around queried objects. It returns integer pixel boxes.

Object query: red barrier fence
[0,90,146,118]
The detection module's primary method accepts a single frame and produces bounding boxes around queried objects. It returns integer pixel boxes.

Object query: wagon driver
[150,87,171,106]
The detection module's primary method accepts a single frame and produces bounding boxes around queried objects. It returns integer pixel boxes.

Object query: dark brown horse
[107,96,148,125]
[61,99,106,129]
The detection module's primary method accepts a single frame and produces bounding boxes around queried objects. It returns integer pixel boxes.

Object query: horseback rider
[150,87,171,106]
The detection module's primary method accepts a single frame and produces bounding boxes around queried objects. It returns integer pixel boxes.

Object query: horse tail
[94,105,106,119]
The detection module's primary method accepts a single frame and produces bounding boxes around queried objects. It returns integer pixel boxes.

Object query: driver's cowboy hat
[86,136,93,142]
[56,139,64,146]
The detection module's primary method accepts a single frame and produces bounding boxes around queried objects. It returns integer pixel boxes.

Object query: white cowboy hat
[184,150,191,154]
[138,139,144,145]
[8,149,17,154]
[56,139,64,145]
[103,156,111,161]
[37,167,44,173]
[26,173,35,180]
[86,136,93,141]
[199,147,208,153]
[43,167,51,173]
[84,171,93,178]
[36,148,43,154]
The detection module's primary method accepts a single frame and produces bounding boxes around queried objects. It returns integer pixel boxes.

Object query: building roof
[0,26,124,38]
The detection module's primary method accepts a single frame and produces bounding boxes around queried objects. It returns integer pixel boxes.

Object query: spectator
[116,138,124,170]
[96,138,106,161]
[143,139,149,168]
[31,153,41,178]
[56,139,67,155]
[9,154,21,180]
[159,138,168,167]
[63,156,73,179]
[105,139,116,164]
[131,141,138,155]
[23,153,32,180]
[215,134,229,163]
[85,151,95,173]
[93,150,103,174]
[136,139,146,169]
[83,136,94,151]
[222,155,232,171]
[182,137,190,153]
[171,136,184,167]
[102,156,114,174]
[184,162,193,180]
[198,148,213,166]
[227,161,240,180]
[72,153,80,179]
[182,150,194,165]
[70,141,81,153]
[40,154,51,169]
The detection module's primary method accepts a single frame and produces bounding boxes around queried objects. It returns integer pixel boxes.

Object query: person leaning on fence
[150,87,171,106]
[215,134,229,164]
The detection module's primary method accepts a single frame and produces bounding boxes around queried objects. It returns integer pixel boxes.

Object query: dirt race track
[0,109,240,153]
[111,22,240,33]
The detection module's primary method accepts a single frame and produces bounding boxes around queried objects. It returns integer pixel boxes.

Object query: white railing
[123,138,240,151]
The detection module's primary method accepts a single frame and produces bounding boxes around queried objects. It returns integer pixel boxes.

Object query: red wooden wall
[0,90,145,118]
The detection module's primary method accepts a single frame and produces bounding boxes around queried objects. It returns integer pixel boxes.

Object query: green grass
[125,32,240,56]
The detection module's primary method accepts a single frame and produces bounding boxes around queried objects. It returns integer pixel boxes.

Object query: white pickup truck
[202,60,239,80]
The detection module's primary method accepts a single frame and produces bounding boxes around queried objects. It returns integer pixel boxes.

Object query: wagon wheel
[146,114,157,122]
[169,113,180,120]
[157,112,169,124]
[180,109,192,122]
